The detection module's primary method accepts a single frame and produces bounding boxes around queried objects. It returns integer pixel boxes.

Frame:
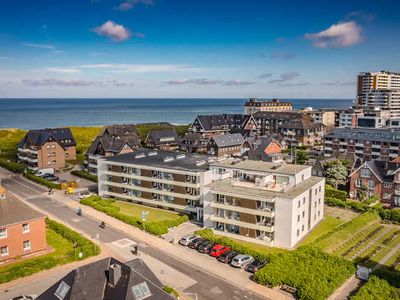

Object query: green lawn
[113,201,181,222]
[0,129,26,160]
[300,216,345,246]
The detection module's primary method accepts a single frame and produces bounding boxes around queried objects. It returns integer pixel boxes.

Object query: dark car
[46,175,60,182]
[217,250,238,263]
[197,241,215,254]
[188,238,207,249]
[245,260,268,273]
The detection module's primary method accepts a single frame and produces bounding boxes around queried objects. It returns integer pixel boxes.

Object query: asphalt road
[0,174,267,300]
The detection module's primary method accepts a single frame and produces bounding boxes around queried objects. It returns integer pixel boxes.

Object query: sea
[0,98,354,129]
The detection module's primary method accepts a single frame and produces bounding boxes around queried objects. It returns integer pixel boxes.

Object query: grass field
[300,216,345,246]
[113,201,182,222]
[0,129,26,160]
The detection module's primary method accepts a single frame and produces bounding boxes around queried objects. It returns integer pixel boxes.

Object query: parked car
[245,260,267,273]
[188,238,207,249]
[230,254,254,268]
[46,175,60,182]
[209,245,230,257]
[217,250,238,263]
[34,168,54,177]
[197,241,216,254]
[179,234,198,246]
[78,191,93,200]
[42,173,54,179]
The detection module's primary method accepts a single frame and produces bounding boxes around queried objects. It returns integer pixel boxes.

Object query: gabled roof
[86,135,140,155]
[145,130,179,145]
[211,133,244,148]
[38,257,174,300]
[18,128,76,149]
[193,114,253,131]
[349,160,384,182]
[99,124,138,137]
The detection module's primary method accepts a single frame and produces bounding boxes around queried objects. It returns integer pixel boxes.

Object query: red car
[209,245,230,257]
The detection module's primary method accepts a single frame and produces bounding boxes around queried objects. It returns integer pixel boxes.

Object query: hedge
[253,246,355,300]
[80,196,189,236]
[325,186,347,200]
[71,170,98,182]
[351,275,400,300]
[0,158,26,173]
[24,172,61,189]
[46,218,100,257]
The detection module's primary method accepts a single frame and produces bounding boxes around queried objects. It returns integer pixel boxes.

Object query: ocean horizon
[0,98,354,129]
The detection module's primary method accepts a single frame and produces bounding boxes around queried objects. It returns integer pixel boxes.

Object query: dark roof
[145,130,179,145]
[194,114,253,131]
[245,136,283,162]
[325,127,400,142]
[106,148,212,172]
[253,111,304,119]
[18,128,76,149]
[38,257,174,300]
[181,132,207,143]
[87,135,140,155]
[211,133,244,148]
[99,124,138,137]
[0,193,45,227]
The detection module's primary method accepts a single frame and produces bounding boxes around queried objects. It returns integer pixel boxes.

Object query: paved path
[0,171,292,300]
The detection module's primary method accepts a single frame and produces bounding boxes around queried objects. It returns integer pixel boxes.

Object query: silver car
[230,254,254,268]
[179,234,198,246]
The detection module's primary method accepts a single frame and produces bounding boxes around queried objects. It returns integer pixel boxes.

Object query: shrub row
[0,158,26,173]
[24,172,61,189]
[80,196,189,236]
[351,275,400,300]
[325,186,348,200]
[46,218,100,257]
[195,228,273,261]
[71,170,98,182]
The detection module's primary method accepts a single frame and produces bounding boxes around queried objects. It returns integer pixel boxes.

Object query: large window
[23,240,31,250]
[355,178,362,188]
[361,168,370,178]
[0,228,7,239]
[368,180,375,189]
[22,223,30,233]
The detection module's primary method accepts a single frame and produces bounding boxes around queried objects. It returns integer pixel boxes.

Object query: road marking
[112,238,137,248]
[210,286,223,294]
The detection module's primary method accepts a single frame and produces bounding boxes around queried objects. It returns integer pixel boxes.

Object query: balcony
[210,215,274,233]
[27,157,38,163]
[210,201,274,218]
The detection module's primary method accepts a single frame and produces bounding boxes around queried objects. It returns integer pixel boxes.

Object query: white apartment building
[203,159,325,249]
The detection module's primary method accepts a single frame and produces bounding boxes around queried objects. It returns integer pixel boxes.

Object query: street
[0,172,270,300]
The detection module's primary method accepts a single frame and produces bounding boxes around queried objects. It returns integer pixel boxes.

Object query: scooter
[99,221,106,229]
[76,207,82,216]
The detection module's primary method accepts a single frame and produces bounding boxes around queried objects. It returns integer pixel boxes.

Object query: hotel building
[245,98,292,114]
[203,159,325,249]
[97,149,213,221]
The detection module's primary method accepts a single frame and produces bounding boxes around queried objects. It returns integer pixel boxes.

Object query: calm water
[0,98,353,129]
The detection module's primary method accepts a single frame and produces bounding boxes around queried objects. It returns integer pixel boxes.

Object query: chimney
[109,264,121,286]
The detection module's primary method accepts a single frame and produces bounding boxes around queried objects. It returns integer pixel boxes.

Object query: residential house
[17,128,76,171]
[207,133,245,157]
[180,132,208,154]
[85,124,141,174]
[204,159,325,248]
[0,192,46,264]
[144,130,180,151]
[38,257,174,300]
[244,136,284,163]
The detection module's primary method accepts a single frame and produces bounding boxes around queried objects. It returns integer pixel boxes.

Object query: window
[319,186,321,192]
[355,178,361,188]
[22,223,29,233]
[302,211,305,218]
[297,215,300,222]
[302,225,304,232]
[23,240,31,250]
[297,229,299,236]
[368,180,375,189]
[131,282,152,300]
[297,200,300,208]
[361,168,370,178]
[1,246,8,256]
[315,189,317,195]
[0,228,6,238]
[55,281,70,300]
[303,197,305,204]
[384,182,393,188]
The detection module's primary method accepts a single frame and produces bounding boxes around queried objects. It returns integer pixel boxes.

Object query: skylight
[54,281,70,300]
[132,282,152,300]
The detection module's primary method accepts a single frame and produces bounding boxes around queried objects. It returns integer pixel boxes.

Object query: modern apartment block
[97,149,213,221]
[85,124,140,174]
[244,98,293,114]
[0,192,46,264]
[300,107,336,132]
[324,127,400,161]
[203,159,325,248]
[334,108,364,128]
[17,128,76,171]
[253,111,325,147]
[357,71,400,118]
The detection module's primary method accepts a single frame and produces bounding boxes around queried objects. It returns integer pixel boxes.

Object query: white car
[78,191,93,200]
[179,234,198,246]
[230,254,254,268]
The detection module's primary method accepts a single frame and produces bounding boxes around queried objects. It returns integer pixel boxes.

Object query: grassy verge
[0,129,26,160]
[71,170,98,182]
[80,196,188,236]
[113,201,181,222]
[299,216,345,246]
[0,219,99,284]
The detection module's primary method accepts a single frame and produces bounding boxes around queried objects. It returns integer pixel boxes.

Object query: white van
[34,168,55,177]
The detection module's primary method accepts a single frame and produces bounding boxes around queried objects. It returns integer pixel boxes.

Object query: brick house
[245,136,284,162]
[180,132,208,153]
[0,192,46,264]
[207,133,245,157]
[17,128,76,171]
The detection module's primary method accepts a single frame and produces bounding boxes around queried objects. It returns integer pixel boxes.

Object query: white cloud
[258,73,272,79]
[22,42,55,49]
[46,67,81,74]
[321,80,355,86]
[115,0,154,11]
[79,63,204,73]
[93,21,131,42]
[164,78,255,86]
[22,79,104,87]
[268,72,299,84]
[305,21,363,48]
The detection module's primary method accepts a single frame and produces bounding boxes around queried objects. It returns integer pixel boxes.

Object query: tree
[324,161,348,189]
[357,185,369,202]
[295,149,308,165]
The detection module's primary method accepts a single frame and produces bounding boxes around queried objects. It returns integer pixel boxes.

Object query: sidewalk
[59,191,292,300]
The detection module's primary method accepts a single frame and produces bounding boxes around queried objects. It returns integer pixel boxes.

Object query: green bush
[325,186,348,200]
[46,218,100,257]
[253,246,355,300]
[24,172,61,189]
[351,275,400,300]
[163,286,179,298]
[0,158,26,173]
[71,170,98,182]
[377,208,400,224]
[80,196,189,236]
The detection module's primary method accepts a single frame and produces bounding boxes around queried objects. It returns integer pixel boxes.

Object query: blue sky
[0,0,399,98]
